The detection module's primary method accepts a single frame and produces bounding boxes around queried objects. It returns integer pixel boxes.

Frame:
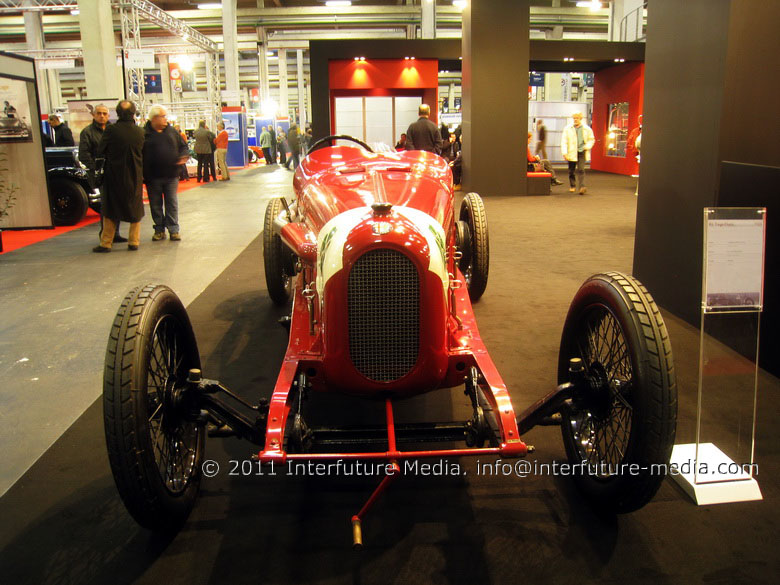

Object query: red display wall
[328,59,440,133]
[591,62,644,176]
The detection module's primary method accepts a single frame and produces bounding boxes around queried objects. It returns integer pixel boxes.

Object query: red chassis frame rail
[257,269,528,465]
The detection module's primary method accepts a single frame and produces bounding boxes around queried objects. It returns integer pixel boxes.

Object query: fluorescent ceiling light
[453,0,467,10]
[70,9,79,15]
[576,1,602,10]
[325,1,352,7]
[198,3,222,9]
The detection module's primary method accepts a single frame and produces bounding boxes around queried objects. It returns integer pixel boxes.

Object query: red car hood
[293,145,454,234]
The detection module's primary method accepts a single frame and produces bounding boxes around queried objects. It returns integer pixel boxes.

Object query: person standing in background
[143,104,190,241]
[92,100,144,253]
[193,120,215,183]
[269,124,277,163]
[527,131,563,185]
[405,104,443,154]
[208,125,218,182]
[440,122,450,143]
[285,123,301,170]
[535,119,548,160]
[300,127,313,155]
[79,104,128,243]
[560,112,595,195]
[277,127,288,167]
[215,121,230,180]
[49,113,74,146]
[174,124,190,181]
[259,125,273,165]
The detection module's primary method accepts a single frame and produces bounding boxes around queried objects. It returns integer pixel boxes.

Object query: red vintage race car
[102,135,677,547]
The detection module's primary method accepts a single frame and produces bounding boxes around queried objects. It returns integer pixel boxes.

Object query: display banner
[223,113,240,141]
[38,59,75,70]
[181,70,196,92]
[125,48,155,68]
[529,72,545,87]
[144,74,163,94]
[703,208,766,311]
[169,63,182,93]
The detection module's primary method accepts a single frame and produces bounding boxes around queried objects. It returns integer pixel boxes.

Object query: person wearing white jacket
[560,112,595,195]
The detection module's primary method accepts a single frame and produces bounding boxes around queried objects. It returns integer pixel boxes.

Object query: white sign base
[670,443,762,505]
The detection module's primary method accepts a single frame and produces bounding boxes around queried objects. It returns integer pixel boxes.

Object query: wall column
[635,0,780,371]
[77,0,121,100]
[256,28,270,105]
[23,7,51,113]
[45,70,62,109]
[222,0,240,106]
[462,0,529,195]
[296,49,306,128]
[608,0,624,41]
[278,49,289,119]
[158,54,172,104]
[421,0,436,39]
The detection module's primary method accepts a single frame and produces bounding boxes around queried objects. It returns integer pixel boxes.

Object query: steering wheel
[307,134,374,154]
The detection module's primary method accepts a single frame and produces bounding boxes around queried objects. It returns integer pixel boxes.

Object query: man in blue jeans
[143,105,190,241]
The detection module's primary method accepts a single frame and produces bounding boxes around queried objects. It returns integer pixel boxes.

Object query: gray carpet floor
[1,170,777,585]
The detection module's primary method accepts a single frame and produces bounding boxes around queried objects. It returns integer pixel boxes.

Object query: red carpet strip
[0,174,222,255]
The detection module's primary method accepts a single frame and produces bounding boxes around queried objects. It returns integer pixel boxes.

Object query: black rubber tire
[103,284,204,532]
[458,193,489,301]
[263,198,294,305]
[557,272,677,513]
[49,178,88,226]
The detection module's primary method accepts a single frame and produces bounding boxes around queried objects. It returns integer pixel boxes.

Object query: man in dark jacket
[193,119,216,182]
[79,104,126,243]
[405,104,442,154]
[49,113,74,146]
[284,123,301,170]
[269,124,277,163]
[92,100,144,253]
[143,104,190,241]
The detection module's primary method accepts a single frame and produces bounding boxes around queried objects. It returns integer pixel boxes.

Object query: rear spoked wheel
[558,272,677,513]
[457,192,489,301]
[103,284,204,532]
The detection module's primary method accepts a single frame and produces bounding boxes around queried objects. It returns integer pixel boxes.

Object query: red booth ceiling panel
[329,59,439,90]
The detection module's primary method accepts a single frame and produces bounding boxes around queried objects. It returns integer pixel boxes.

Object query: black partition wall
[634,0,780,374]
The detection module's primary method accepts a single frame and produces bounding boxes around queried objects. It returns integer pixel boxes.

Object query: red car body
[260,144,526,467]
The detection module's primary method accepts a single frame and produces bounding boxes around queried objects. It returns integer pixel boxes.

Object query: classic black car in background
[44,146,101,226]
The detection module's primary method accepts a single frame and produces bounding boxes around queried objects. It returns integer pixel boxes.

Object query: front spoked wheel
[263,197,296,305]
[103,284,204,532]
[558,272,677,513]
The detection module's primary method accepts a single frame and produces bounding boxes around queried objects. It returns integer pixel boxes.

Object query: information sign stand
[670,208,766,505]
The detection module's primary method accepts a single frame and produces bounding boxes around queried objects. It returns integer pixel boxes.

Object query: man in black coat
[79,104,126,243]
[92,101,145,252]
[143,104,190,241]
[405,104,443,154]
[269,124,277,163]
[49,114,75,146]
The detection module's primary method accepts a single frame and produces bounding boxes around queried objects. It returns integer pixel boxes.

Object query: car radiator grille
[348,249,420,382]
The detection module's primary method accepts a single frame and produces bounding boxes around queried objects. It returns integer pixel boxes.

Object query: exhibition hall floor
[1,170,777,584]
